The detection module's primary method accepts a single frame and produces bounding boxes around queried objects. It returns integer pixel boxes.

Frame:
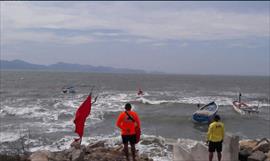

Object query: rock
[70,140,81,149]
[20,154,31,161]
[111,145,123,152]
[240,140,258,151]
[173,133,239,161]
[173,142,193,161]
[265,151,270,161]
[223,133,239,161]
[252,139,270,153]
[53,152,69,161]
[87,140,105,149]
[248,151,266,161]
[29,150,51,161]
[71,149,84,161]
[239,148,253,161]
[266,151,270,158]
[0,154,21,161]
[190,142,208,161]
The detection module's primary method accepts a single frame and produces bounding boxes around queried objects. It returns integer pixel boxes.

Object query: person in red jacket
[116,103,141,161]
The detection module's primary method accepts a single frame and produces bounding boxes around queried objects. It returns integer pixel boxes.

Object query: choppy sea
[0,71,269,160]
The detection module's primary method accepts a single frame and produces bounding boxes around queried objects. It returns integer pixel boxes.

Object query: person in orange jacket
[116,103,141,161]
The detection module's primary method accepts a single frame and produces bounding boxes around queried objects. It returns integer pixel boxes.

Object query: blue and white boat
[192,102,219,124]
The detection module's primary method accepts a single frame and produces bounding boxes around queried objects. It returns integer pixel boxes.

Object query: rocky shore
[172,134,270,161]
[0,140,153,161]
[239,138,270,161]
[1,136,269,161]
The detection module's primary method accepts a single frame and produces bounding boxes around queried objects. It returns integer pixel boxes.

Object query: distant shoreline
[1,69,269,78]
[1,59,269,77]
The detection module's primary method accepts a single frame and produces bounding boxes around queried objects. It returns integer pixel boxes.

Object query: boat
[137,88,144,96]
[192,102,219,124]
[232,101,259,115]
[62,86,76,94]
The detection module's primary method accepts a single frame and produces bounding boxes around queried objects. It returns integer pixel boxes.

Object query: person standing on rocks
[207,114,225,161]
[116,103,141,161]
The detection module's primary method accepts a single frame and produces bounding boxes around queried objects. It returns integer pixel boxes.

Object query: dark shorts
[208,141,222,152]
[122,134,136,144]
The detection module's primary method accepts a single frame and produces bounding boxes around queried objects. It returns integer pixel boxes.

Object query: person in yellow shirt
[207,115,224,161]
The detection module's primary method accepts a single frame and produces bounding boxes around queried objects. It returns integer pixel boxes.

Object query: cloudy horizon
[1,1,269,76]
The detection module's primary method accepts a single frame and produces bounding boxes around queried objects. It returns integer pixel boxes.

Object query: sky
[1,1,269,76]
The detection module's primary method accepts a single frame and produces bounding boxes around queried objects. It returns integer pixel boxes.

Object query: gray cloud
[2,2,269,45]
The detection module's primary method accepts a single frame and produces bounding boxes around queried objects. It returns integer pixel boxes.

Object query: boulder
[239,148,253,161]
[240,140,258,151]
[70,140,81,149]
[266,151,270,158]
[29,150,51,161]
[252,139,270,153]
[265,151,270,161]
[190,142,208,161]
[71,149,84,161]
[173,133,239,161]
[248,151,266,161]
[173,140,193,161]
[52,152,69,161]
[223,133,239,161]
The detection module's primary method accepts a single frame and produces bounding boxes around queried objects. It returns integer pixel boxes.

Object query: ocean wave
[136,97,169,105]
[0,132,21,143]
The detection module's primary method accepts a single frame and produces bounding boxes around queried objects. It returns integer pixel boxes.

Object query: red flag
[74,95,92,139]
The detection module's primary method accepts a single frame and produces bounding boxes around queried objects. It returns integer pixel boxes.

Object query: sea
[0,71,269,161]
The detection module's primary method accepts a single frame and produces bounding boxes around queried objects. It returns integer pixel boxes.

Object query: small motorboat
[192,101,219,124]
[232,101,259,115]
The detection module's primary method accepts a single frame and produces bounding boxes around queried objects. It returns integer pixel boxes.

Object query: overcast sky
[1,1,269,76]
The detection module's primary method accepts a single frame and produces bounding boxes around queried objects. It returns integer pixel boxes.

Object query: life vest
[116,111,140,135]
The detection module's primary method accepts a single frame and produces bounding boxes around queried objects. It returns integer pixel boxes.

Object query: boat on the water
[232,93,259,115]
[232,101,259,115]
[62,86,76,94]
[192,101,219,124]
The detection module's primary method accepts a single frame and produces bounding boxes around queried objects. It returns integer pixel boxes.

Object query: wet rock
[247,151,266,161]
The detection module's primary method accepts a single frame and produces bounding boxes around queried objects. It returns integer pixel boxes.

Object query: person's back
[208,121,224,142]
[116,103,141,161]
[207,115,224,161]
[117,110,140,136]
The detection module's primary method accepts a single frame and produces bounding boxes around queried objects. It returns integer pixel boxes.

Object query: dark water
[0,71,269,157]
